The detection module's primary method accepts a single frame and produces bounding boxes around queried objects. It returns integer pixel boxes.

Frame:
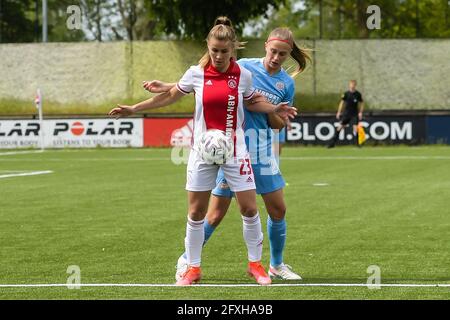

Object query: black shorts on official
[340,113,359,126]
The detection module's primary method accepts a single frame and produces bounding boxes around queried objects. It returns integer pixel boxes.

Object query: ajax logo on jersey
[228,79,237,89]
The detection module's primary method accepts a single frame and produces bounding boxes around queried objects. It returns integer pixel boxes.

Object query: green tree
[0,0,85,43]
[81,0,166,41]
[150,0,287,39]
[255,0,450,39]
[80,0,119,41]
[0,0,35,43]
[116,0,163,41]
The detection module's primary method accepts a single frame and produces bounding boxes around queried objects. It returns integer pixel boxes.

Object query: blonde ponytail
[199,16,246,69]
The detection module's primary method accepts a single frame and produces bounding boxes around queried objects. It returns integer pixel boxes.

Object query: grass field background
[0,146,449,299]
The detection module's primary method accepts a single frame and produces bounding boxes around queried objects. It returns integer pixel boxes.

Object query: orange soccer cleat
[175,266,202,286]
[247,261,272,286]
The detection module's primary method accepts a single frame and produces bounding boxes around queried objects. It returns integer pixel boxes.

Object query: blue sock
[203,220,216,245]
[267,217,286,267]
[182,220,216,259]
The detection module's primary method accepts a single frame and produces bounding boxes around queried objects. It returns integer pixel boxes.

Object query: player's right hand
[274,102,297,123]
[286,119,292,131]
[108,104,135,119]
[336,112,341,120]
[143,80,171,93]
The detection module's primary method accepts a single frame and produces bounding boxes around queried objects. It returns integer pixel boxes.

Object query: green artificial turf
[0,146,449,299]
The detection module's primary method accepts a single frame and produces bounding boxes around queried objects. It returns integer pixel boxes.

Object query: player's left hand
[358,112,363,121]
[143,80,171,93]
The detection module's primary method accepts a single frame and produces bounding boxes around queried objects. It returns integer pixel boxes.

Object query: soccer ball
[197,129,234,165]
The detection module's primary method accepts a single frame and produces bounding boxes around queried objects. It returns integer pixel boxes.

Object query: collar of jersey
[207,58,235,74]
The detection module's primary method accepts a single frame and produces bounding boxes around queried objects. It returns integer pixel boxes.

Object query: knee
[206,209,225,227]
[240,205,258,217]
[267,204,286,221]
[188,207,207,221]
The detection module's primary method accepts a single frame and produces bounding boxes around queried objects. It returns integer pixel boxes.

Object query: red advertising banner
[143,118,193,147]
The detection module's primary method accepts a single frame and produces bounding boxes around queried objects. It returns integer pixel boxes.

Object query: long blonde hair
[267,27,312,78]
[198,16,245,69]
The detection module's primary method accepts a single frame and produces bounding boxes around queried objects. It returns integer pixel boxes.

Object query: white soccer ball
[197,129,234,165]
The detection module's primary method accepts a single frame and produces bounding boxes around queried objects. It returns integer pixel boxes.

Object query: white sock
[242,212,263,262]
[185,217,204,267]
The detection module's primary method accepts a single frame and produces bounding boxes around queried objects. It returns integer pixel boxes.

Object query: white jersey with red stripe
[176,59,256,159]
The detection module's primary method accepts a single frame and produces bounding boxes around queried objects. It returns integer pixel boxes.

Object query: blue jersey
[237,58,295,164]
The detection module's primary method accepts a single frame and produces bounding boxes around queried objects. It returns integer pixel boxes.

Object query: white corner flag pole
[35,89,45,151]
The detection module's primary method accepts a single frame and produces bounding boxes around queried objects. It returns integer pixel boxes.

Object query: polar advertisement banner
[287,116,427,145]
[0,119,143,149]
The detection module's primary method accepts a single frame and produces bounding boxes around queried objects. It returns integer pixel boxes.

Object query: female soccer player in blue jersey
[144,22,311,281]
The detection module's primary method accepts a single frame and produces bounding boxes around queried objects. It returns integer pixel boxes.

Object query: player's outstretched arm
[246,97,297,123]
[108,86,184,119]
[244,93,288,129]
[143,80,176,93]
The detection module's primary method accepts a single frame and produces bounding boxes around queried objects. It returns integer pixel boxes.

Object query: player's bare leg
[262,189,302,280]
[206,195,232,227]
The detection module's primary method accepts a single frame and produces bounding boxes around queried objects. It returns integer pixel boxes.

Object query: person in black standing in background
[328,80,364,148]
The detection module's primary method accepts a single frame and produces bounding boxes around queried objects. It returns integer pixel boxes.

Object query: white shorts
[186,149,256,193]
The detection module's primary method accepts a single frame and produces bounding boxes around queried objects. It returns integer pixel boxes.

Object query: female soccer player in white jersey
[108,21,297,286]
[143,21,311,281]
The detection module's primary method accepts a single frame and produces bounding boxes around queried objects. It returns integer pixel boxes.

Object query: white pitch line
[0,158,171,162]
[282,156,450,160]
[0,150,44,156]
[0,283,449,288]
[0,170,53,179]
